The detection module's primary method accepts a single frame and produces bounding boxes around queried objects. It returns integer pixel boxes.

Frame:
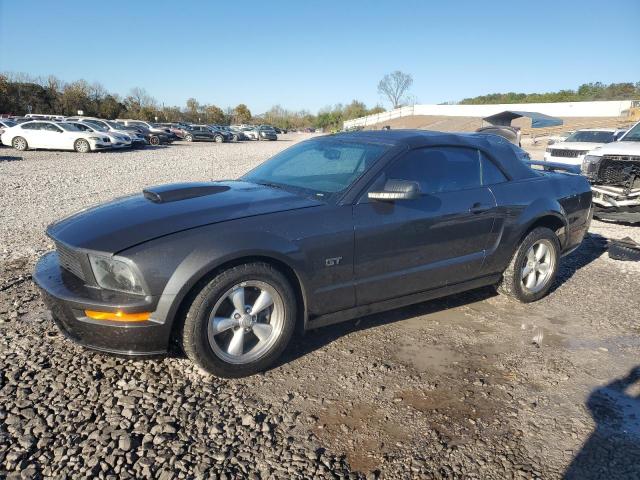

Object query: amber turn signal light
[84,310,151,322]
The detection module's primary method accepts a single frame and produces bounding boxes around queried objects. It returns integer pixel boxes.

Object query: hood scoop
[143,183,230,203]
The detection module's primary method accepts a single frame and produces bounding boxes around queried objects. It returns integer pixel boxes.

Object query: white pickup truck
[581,121,640,223]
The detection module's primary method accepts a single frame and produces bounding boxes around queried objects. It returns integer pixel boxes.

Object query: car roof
[330,129,495,146]
[325,129,537,180]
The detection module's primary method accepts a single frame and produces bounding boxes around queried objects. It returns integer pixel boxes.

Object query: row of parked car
[0,114,284,152]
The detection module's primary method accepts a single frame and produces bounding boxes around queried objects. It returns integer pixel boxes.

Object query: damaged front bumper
[591,185,640,223]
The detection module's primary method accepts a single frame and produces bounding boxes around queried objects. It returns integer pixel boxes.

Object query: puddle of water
[315,402,409,472]
[565,335,640,354]
[395,344,463,374]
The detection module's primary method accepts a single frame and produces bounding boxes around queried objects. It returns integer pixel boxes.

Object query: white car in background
[0,121,112,152]
[241,126,258,140]
[68,122,132,148]
[0,119,17,140]
[66,117,147,147]
[544,128,617,165]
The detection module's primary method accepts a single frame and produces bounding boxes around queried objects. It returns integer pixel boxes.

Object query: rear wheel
[214,134,224,143]
[74,138,91,153]
[182,263,297,377]
[498,227,560,303]
[185,134,193,142]
[149,136,160,146]
[12,137,28,151]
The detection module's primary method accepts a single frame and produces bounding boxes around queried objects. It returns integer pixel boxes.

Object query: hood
[47,181,322,253]
[550,142,603,151]
[588,141,640,156]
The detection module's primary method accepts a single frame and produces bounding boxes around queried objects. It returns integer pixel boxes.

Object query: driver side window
[383,146,481,194]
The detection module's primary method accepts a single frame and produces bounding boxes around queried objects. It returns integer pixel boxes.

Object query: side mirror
[368,179,421,201]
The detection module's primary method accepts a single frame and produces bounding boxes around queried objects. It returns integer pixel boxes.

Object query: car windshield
[242,139,389,197]
[565,130,614,143]
[106,121,121,129]
[2,120,17,127]
[58,123,82,131]
[620,123,640,142]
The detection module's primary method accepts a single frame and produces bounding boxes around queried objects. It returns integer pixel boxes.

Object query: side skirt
[306,274,502,330]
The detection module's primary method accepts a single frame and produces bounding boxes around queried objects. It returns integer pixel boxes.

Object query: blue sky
[1,0,638,114]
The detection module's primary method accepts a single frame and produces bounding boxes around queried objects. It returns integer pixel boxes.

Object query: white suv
[581,121,640,222]
[545,128,617,166]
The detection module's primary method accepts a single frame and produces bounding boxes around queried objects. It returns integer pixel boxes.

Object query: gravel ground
[1,135,639,479]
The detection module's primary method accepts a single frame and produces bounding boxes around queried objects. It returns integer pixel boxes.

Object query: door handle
[469,203,491,214]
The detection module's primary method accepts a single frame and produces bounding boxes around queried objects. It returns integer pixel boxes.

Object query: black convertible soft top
[331,129,537,181]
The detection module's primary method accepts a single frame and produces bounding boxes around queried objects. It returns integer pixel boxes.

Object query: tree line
[459,82,640,105]
[0,72,384,130]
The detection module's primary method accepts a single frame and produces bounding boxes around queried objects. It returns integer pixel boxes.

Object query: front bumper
[591,185,640,208]
[591,185,640,223]
[33,252,170,356]
[90,141,112,150]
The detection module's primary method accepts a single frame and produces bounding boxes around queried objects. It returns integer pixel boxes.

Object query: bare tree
[377,71,413,109]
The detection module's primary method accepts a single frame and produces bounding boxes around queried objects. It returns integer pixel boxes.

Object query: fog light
[85,310,151,322]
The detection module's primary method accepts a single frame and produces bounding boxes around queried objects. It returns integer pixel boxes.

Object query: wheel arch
[515,197,568,249]
[519,212,567,249]
[164,253,308,350]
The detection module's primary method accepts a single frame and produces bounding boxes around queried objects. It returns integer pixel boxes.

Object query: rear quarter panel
[483,172,591,274]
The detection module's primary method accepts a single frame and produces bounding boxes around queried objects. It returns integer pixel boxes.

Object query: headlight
[88,136,101,141]
[89,255,146,294]
[581,155,602,176]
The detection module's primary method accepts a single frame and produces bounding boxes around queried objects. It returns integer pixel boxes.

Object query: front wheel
[497,227,560,303]
[74,138,91,153]
[182,263,297,377]
[12,136,28,151]
[149,136,160,146]
[185,134,193,142]
[214,134,224,143]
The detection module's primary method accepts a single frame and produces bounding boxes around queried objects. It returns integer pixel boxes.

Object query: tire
[182,262,297,378]
[497,227,560,303]
[149,136,160,146]
[74,138,91,153]
[232,134,239,142]
[214,134,224,143]
[185,134,193,142]
[12,136,28,151]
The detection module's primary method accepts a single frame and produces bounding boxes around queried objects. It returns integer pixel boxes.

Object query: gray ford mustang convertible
[34,130,592,377]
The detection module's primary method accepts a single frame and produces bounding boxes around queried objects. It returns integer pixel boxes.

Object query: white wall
[343,100,634,129]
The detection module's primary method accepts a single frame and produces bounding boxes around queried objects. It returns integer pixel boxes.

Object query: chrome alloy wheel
[13,137,27,151]
[521,239,555,294]
[207,281,284,364]
[76,139,90,153]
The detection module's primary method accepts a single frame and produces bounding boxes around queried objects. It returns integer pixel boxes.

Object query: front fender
[144,226,310,335]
